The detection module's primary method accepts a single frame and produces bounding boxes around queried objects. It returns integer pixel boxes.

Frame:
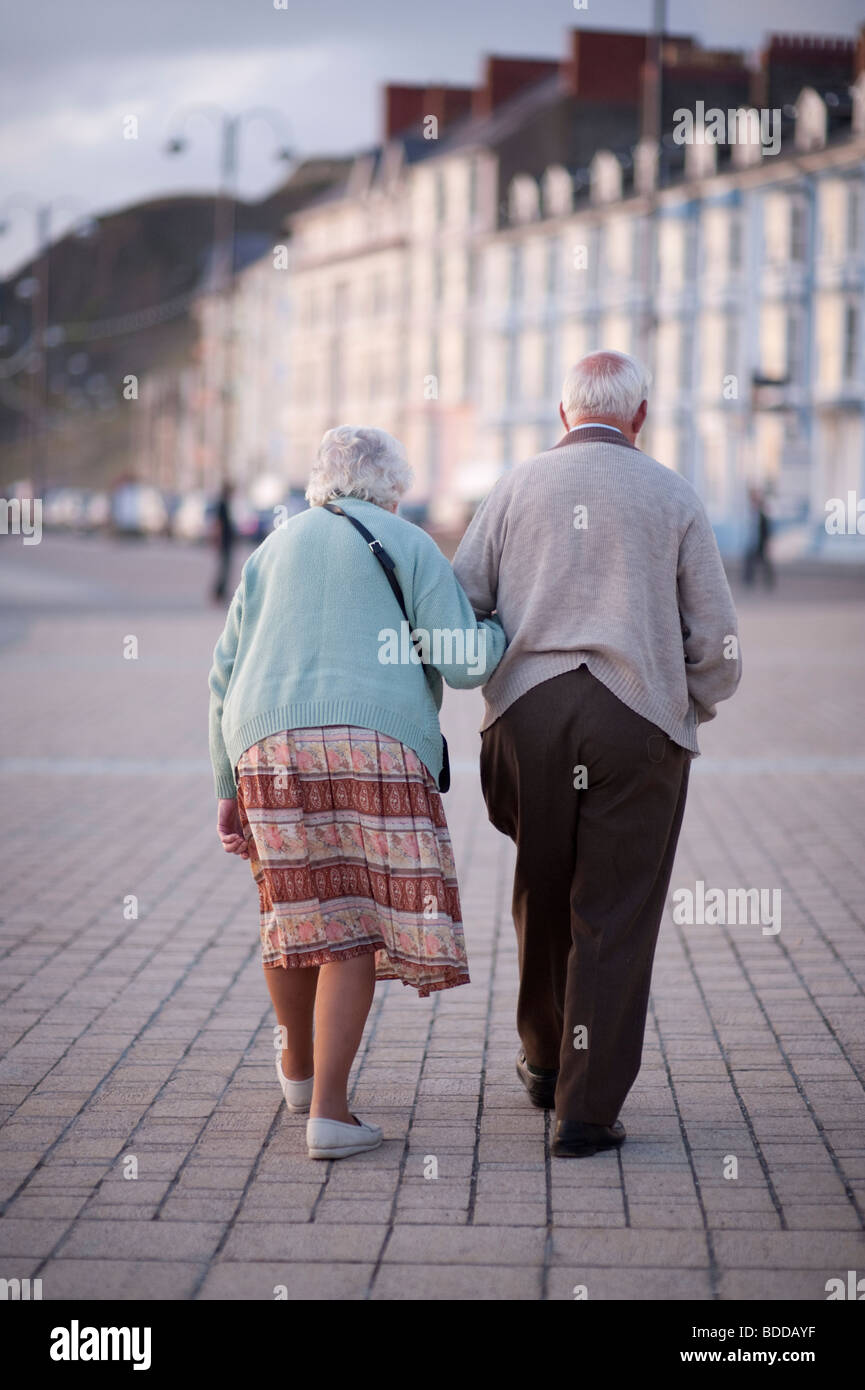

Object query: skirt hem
[261,940,469,997]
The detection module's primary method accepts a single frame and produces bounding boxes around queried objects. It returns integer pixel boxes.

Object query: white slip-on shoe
[306,1115,383,1160]
[275,1056,314,1113]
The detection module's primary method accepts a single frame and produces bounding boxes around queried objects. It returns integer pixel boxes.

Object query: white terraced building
[476,89,865,557]
[279,88,865,555]
[164,33,865,559]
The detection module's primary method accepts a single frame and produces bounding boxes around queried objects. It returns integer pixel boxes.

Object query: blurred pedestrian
[211,480,236,603]
[454,350,742,1158]
[743,486,775,588]
[208,426,505,1160]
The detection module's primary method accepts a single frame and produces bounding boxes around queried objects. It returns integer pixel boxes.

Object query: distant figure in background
[743,486,774,589]
[212,481,236,603]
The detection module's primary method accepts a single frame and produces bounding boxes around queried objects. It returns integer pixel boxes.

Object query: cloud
[1,0,862,275]
[0,38,377,272]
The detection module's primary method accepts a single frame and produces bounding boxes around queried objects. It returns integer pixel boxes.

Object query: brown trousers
[480,667,690,1126]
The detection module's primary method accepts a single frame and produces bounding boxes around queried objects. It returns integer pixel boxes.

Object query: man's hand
[217,797,250,858]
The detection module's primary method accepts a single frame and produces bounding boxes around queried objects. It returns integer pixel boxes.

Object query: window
[843,303,859,382]
[468,159,478,223]
[679,321,695,390]
[542,331,557,398]
[466,249,478,302]
[587,226,601,292]
[684,224,698,285]
[432,252,444,303]
[790,201,808,263]
[398,330,410,400]
[463,327,474,399]
[505,334,519,400]
[786,307,804,383]
[847,185,863,255]
[509,245,523,303]
[545,238,560,297]
[728,216,743,272]
[435,170,446,226]
[502,427,514,469]
[429,331,440,384]
[724,316,739,379]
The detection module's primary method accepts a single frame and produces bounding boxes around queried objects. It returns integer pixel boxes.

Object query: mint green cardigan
[208,497,506,798]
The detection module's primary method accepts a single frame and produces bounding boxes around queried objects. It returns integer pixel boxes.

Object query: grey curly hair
[305,425,414,509]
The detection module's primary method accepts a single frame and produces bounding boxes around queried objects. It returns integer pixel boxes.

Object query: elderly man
[453,349,741,1157]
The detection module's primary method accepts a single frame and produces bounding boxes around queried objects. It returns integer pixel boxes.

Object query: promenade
[0,534,863,1301]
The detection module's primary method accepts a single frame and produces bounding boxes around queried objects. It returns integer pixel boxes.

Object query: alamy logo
[0,1277,42,1299]
[825,492,865,535]
[49,1321,151,1370]
[825,1270,865,1300]
[0,497,42,544]
[672,102,781,156]
[378,622,488,676]
[672,880,781,935]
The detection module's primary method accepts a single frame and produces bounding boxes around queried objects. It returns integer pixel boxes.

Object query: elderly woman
[208,426,505,1160]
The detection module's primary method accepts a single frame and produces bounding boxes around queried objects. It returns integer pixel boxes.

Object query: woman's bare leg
[263,963,318,1080]
[310,952,376,1124]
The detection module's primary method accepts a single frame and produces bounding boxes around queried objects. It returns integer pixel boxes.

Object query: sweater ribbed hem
[216,699,443,797]
[479,654,702,755]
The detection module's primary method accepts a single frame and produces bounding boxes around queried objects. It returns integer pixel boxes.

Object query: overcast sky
[0,0,863,274]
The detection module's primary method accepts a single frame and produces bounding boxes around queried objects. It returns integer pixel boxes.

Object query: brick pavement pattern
[1,536,864,1301]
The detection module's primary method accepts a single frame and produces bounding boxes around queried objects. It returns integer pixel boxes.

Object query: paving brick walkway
[1,536,863,1300]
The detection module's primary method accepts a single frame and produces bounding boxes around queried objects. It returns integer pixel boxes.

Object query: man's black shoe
[516,1049,558,1109]
[552,1118,626,1158]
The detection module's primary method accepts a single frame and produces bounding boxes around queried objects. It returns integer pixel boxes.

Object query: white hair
[560,350,651,426]
[306,425,413,508]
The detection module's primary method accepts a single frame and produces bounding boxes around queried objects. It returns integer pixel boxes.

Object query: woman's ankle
[309,1103,355,1124]
[280,1049,313,1081]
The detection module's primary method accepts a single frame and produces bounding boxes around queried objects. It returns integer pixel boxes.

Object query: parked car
[171,492,214,543]
[82,491,110,531]
[109,482,168,537]
[42,487,88,531]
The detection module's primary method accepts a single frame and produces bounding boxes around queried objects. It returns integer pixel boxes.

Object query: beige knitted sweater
[452,425,741,754]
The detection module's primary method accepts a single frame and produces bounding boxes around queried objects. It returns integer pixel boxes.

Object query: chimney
[425,84,474,129]
[384,85,425,140]
[472,56,559,119]
[383,83,474,140]
[564,29,651,104]
[756,34,855,111]
[648,41,751,142]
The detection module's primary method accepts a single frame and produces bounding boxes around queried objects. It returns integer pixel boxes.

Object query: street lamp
[163,106,294,493]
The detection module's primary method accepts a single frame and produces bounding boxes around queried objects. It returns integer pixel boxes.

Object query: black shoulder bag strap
[322,502,450,792]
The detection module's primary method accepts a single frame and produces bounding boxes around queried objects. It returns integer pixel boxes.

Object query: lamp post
[0,197,94,499]
[644,0,667,154]
[164,106,293,493]
[635,0,667,399]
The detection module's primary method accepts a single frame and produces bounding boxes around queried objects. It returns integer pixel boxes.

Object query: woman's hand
[217,797,250,858]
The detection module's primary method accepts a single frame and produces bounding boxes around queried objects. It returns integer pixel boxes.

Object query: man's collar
[553,424,638,451]
[571,422,624,435]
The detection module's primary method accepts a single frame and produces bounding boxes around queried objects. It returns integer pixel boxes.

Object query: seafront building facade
[137,28,865,554]
[478,83,865,551]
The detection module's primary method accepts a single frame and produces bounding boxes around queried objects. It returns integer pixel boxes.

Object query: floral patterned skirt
[234,725,469,996]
